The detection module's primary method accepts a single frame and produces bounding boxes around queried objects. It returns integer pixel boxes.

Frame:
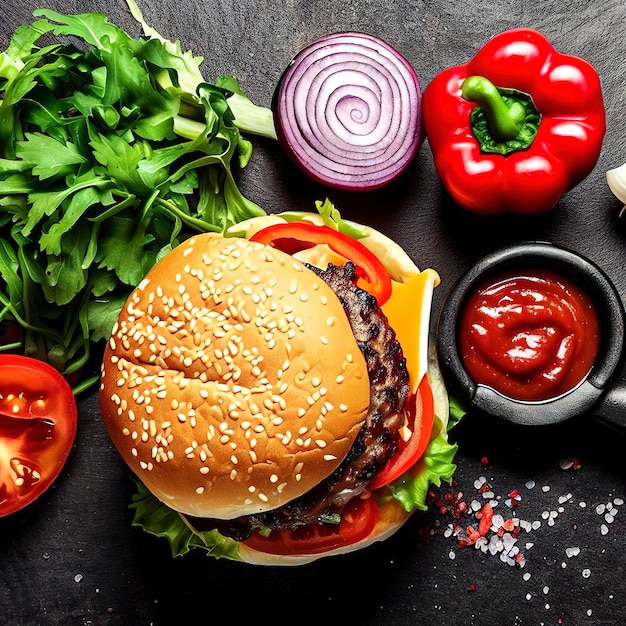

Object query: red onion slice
[274,32,424,191]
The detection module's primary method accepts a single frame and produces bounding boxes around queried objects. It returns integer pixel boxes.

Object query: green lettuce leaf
[129,479,242,561]
[389,425,458,512]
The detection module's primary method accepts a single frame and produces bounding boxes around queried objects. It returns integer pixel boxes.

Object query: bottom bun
[237,497,413,566]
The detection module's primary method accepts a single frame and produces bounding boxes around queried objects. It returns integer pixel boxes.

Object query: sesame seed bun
[99,233,370,520]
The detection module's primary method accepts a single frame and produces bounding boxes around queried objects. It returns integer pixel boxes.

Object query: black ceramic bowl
[437,241,626,427]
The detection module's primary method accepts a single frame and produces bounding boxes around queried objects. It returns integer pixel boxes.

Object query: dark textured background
[1,1,625,624]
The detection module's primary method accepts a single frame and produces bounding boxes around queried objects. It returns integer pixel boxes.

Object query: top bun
[99,234,370,520]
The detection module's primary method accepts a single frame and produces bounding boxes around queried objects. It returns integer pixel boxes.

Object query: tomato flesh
[368,376,435,490]
[250,222,393,305]
[243,493,379,556]
[0,355,78,517]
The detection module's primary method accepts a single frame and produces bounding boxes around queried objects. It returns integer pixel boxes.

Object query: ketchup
[458,268,600,402]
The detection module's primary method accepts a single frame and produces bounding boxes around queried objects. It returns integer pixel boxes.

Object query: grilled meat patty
[194,262,410,540]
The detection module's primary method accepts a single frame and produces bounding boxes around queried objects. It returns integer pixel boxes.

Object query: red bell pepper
[422,28,606,215]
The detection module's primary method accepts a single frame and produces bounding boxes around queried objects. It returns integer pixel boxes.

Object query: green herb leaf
[16,132,87,180]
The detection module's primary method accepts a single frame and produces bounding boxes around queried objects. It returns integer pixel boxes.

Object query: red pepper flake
[469,583,477,592]
[480,456,489,465]
[573,457,582,470]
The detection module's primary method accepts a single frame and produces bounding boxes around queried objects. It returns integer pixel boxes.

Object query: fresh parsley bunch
[0,5,275,391]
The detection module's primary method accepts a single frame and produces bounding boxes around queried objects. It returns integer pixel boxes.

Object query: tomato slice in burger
[243,494,379,556]
[368,376,435,490]
[250,222,392,305]
[0,355,78,517]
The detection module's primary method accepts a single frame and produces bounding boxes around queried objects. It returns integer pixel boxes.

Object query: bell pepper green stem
[461,76,525,141]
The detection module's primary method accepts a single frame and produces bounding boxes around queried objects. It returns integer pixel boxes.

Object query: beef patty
[192,262,410,540]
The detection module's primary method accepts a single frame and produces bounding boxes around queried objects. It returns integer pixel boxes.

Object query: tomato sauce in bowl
[458,268,600,402]
[437,242,625,427]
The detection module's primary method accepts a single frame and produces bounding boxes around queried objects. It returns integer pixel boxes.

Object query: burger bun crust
[99,234,370,520]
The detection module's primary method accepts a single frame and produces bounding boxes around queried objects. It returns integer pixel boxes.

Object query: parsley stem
[173,116,207,141]
[155,197,221,233]
[0,293,64,344]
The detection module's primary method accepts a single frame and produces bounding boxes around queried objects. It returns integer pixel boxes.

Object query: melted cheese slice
[382,269,439,394]
[292,243,348,269]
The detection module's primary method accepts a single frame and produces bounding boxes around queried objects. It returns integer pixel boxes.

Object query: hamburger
[99,207,458,565]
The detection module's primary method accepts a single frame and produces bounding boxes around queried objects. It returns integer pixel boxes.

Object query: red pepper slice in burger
[250,222,393,305]
[368,375,435,490]
[243,493,378,556]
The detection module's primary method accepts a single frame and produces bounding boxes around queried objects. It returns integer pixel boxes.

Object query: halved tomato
[243,493,378,556]
[368,375,435,490]
[0,355,78,517]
